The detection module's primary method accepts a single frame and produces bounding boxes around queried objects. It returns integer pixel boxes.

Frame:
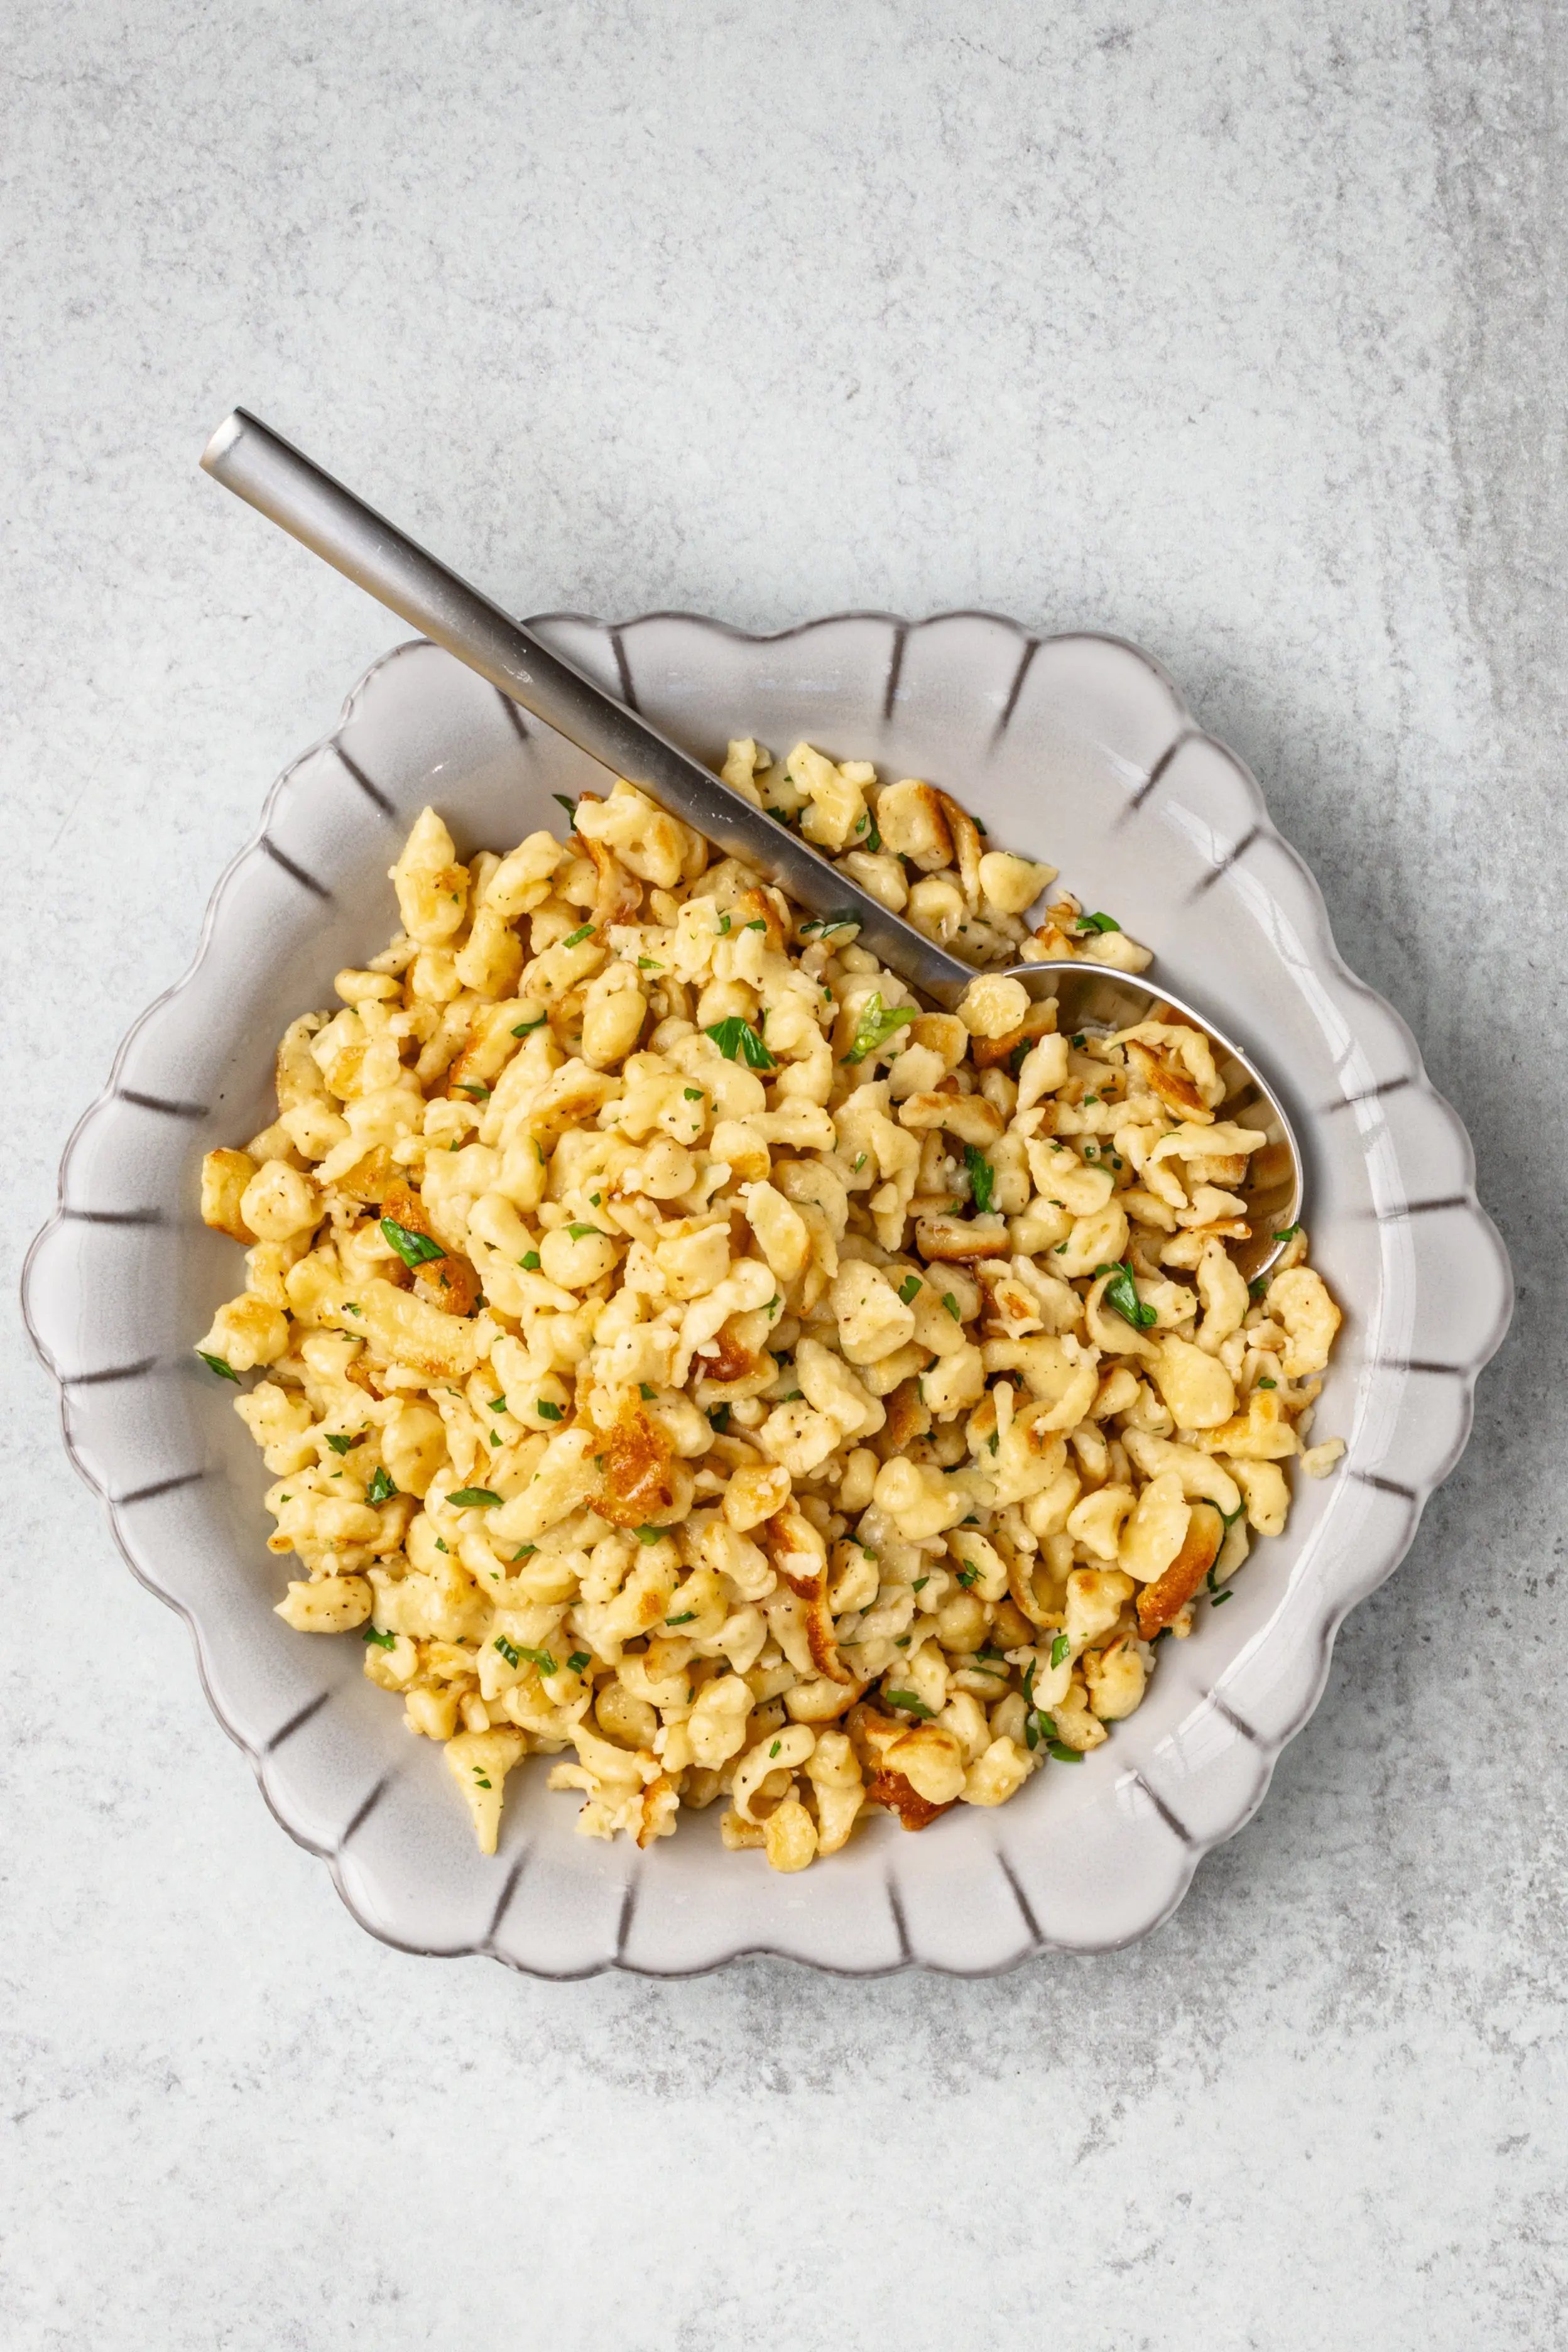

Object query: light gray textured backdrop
[3,4,1562,2346]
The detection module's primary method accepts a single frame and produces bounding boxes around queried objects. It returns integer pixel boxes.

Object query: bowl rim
[22,609,1514,1976]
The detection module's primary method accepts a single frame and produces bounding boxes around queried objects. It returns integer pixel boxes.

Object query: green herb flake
[518,1645,558,1677]
[567,1652,591,1674]
[1258,1376,1277,1390]
[435,1537,449,1554]
[494,1635,522,1669]
[364,1467,398,1505]
[362,1625,397,1650]
[512,1544,536,1560]
[885,1688,934,1719]
[636,1525,665,1545]
[897,1274,922,1305]
[704,1015,775,1070]
[197,1351,240,1382]
[457,1084,491,1101]
[566,1222,605,1240]
[707,1404,731,1433]
[800,912,859,939]
[561,922,595,949]
[324,1430,364,1456]
[449,1486,502,1507]
[473,1773,493,1790]
[552,793,578,820]
[1050,1632,1070,1669]
[380,1216,446,1269]
[1097,1260,1158,1331]
[1070,1032,1087,1048]
[769,1739,781,1757]
[964,1145,995,1214]
[637,956,662,971]
[843,993,918,1065]
[957,1564,978,1589]
[536,1400,564,1422]
[912,1576,929,1592]
[744,917,766,932]
[666,1610,697,1626]
[940,1292,961,1320]
[717,912,732,935]
[1077,911,1121,935]
[511,1013,548,1038]
[520,1250,542,1270]
[683,1086,704,1101]
[1273,1224,1302,1243]
[766,1295,781,1318]
[852,1152,868,1172]
[1046,1739,1085,1763]
[639,1382,657,1400]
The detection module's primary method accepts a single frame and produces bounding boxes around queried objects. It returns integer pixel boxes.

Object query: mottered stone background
[2,3,1561,2345]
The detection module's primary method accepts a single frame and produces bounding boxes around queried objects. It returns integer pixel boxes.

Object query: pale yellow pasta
[195,739,1343,1868]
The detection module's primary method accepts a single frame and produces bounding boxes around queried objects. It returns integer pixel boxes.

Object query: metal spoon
[200,407,1302,1279]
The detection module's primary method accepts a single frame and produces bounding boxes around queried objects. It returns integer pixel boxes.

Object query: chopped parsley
[197,1351,239,1382]
[844,993,917,1065]
[536,1399,564,1421]
[380,1216,445,1268]
[639,1382,657,1400]
[511,1013,548,1038]
[956,1563,978,1588]
[518,1645,558,1676]
[487,1396,507,1412]
[560,922,595,949]
[362,1625,397,1650]
[1258,1376,1277,1390]
[940,1292,961,1320]
[897,1274,922,1305]
[567,1652,591,1674]
[1077,910,1121,934]
[512,1544,536,1560]
[912,1576,929,1592]
[364,1467,398,1505]
[852,1152,868,1172]
[1273,1224,1301,1243]
[1046,1740,1084,1762]
[683,1086,704,1101]
[520,1250,541,1270]
[704,1015,775,1069]
[636,1525,665,1545]
[799,912,859,939]
[744,917,766,932]
[885,1689,935,1719]
[494,1635,522,1668]
[666,1610,697,1626]
[449,1486,501,1506]
[1050,1632,1070,1669]
[552,793,578,819]
[964,1145,995,1214]
[1070,1032,1086,1048]
[566,1222,605,1240]
[770,1739,781,1758]
[1096,1260,1158,1331]
[707,1404,731,1433]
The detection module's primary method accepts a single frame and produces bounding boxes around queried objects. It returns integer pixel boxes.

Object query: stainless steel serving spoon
[200,407,1302,1280]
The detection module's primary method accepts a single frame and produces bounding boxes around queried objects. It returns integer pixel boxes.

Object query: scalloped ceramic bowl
[23,614,1511,1975]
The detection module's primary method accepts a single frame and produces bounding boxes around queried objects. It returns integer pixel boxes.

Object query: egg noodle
[197,741,1342,1869]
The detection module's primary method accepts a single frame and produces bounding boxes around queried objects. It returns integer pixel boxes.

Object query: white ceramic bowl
[23,614,1511,1975]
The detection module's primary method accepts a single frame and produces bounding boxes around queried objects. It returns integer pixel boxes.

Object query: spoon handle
[200,408,976,1006]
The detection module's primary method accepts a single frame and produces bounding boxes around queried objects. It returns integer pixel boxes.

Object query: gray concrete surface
[2,4,1562,2345]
